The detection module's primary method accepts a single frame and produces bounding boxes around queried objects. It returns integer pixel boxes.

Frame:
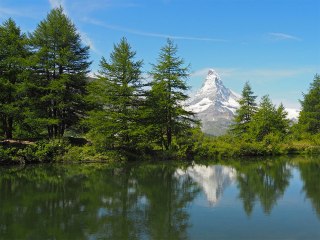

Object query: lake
[0,156,319,240]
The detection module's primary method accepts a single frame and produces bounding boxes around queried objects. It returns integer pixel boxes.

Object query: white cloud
[78,31,99,54]
[49,0,65,9]
[0,7,19,16]
[192,66,317,81]
[82,17,227,42]
[268,32,301,41]
[0,6,39,19]
[191,67,238,78]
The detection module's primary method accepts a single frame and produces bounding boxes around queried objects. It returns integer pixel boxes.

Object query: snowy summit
[186,69,240,135]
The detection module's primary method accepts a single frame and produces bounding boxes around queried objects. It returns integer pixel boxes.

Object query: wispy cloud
[0,7,20,16]
[191,66,317,81]
[268,32,301,41]
[70,0,140,11]
[49,0,65,9]
[0,6,39,19]
[79,31,100,54]
[191,67,238,78]
[82,17,227,42]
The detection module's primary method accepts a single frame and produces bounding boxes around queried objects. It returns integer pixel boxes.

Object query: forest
[1,7,320,164]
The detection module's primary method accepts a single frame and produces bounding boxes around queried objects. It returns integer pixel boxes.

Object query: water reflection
[235,160,291,215]
[0,163,200,240]
[298,159,320,218]
[176,165,236,205]
[0,158,319,239]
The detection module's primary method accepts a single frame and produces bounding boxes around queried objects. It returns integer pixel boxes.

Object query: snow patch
[285,108,300,121]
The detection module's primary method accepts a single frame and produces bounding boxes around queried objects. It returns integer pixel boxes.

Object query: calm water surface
[0,156,319,240]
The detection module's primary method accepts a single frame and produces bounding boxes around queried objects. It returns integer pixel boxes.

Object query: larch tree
[298,74,320,134]
[148,39,196,150]
[85,38,144,152]
[231,81,257,136]
[250,95,289,141]
[28,7,91,138]
[0,18,29,139]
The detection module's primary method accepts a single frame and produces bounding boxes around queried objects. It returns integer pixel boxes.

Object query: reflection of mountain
[176,165,236,205]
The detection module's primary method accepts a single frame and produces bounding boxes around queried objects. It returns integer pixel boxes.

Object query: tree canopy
[298,74,320,134]
[0,18,29,139]
[147,39,196,150]
[85,38,144,153]
[28,7,91,138]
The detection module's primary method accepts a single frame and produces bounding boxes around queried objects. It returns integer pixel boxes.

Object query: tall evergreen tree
[275,103,290,135]
[85,38,144,152]
[148,39,195,150]
[250,95,289,141]
[231,82,257,136]
[28,7,90,138]
[0,18,29,139]
[298,74,320,133]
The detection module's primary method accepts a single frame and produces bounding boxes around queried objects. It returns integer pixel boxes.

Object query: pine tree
[231,82,257,136]
[298,74,320,133]
[250,95,288,141]
[275,103,290,136]
[0,18,29,139]
[85,38,144,152]
[148,39,195,150]
[28,7,91,138]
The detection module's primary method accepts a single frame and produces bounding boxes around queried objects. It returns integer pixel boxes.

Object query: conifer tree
[298,74,320,133]
[0,18,29,139]
[231,82,257,136]
[85,38,144,152]
[250,95,288,141]
[148,39,195,150]
[28,7,90,138]
[275,103,290,135]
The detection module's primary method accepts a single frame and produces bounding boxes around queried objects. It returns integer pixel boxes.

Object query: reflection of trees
[235,159,291,216]
[133,163,201,240]
[0,163,200,240]
[298,160,320,218]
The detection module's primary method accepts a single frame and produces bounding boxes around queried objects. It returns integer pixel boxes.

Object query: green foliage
[147,39,197,150]
[231,82,257,135]
[0,18,29,139]
[298,74,320,134]
[27,7,91,138]
[249,95,289,142]
[85,38,145,153]
[63,145,126,162]
[0,140,70,164]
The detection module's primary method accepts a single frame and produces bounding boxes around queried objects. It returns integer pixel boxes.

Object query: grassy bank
[1,132,320,165]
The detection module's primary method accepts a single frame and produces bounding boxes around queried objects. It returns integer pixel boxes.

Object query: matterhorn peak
[203,69,222,88]
[185,69,240,135]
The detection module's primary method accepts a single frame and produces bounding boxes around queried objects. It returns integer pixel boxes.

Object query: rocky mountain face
[185,69,241,135]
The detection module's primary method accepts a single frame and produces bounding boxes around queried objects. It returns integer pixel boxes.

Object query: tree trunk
[166,126,172,150]
[6,117,13,139]
[48,125,53,139]
[2,118,8,139]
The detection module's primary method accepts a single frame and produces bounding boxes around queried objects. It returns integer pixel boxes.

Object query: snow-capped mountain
[286,108,300,122]
[185,69,300,135]
[185,69,241,135]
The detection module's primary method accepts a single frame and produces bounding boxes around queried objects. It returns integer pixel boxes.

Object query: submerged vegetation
[0,7,320,164]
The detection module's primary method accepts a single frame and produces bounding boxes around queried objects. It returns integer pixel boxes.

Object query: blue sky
[1,0,319,108]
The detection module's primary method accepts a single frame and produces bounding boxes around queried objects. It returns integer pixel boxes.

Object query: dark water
[0,156,319,240]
